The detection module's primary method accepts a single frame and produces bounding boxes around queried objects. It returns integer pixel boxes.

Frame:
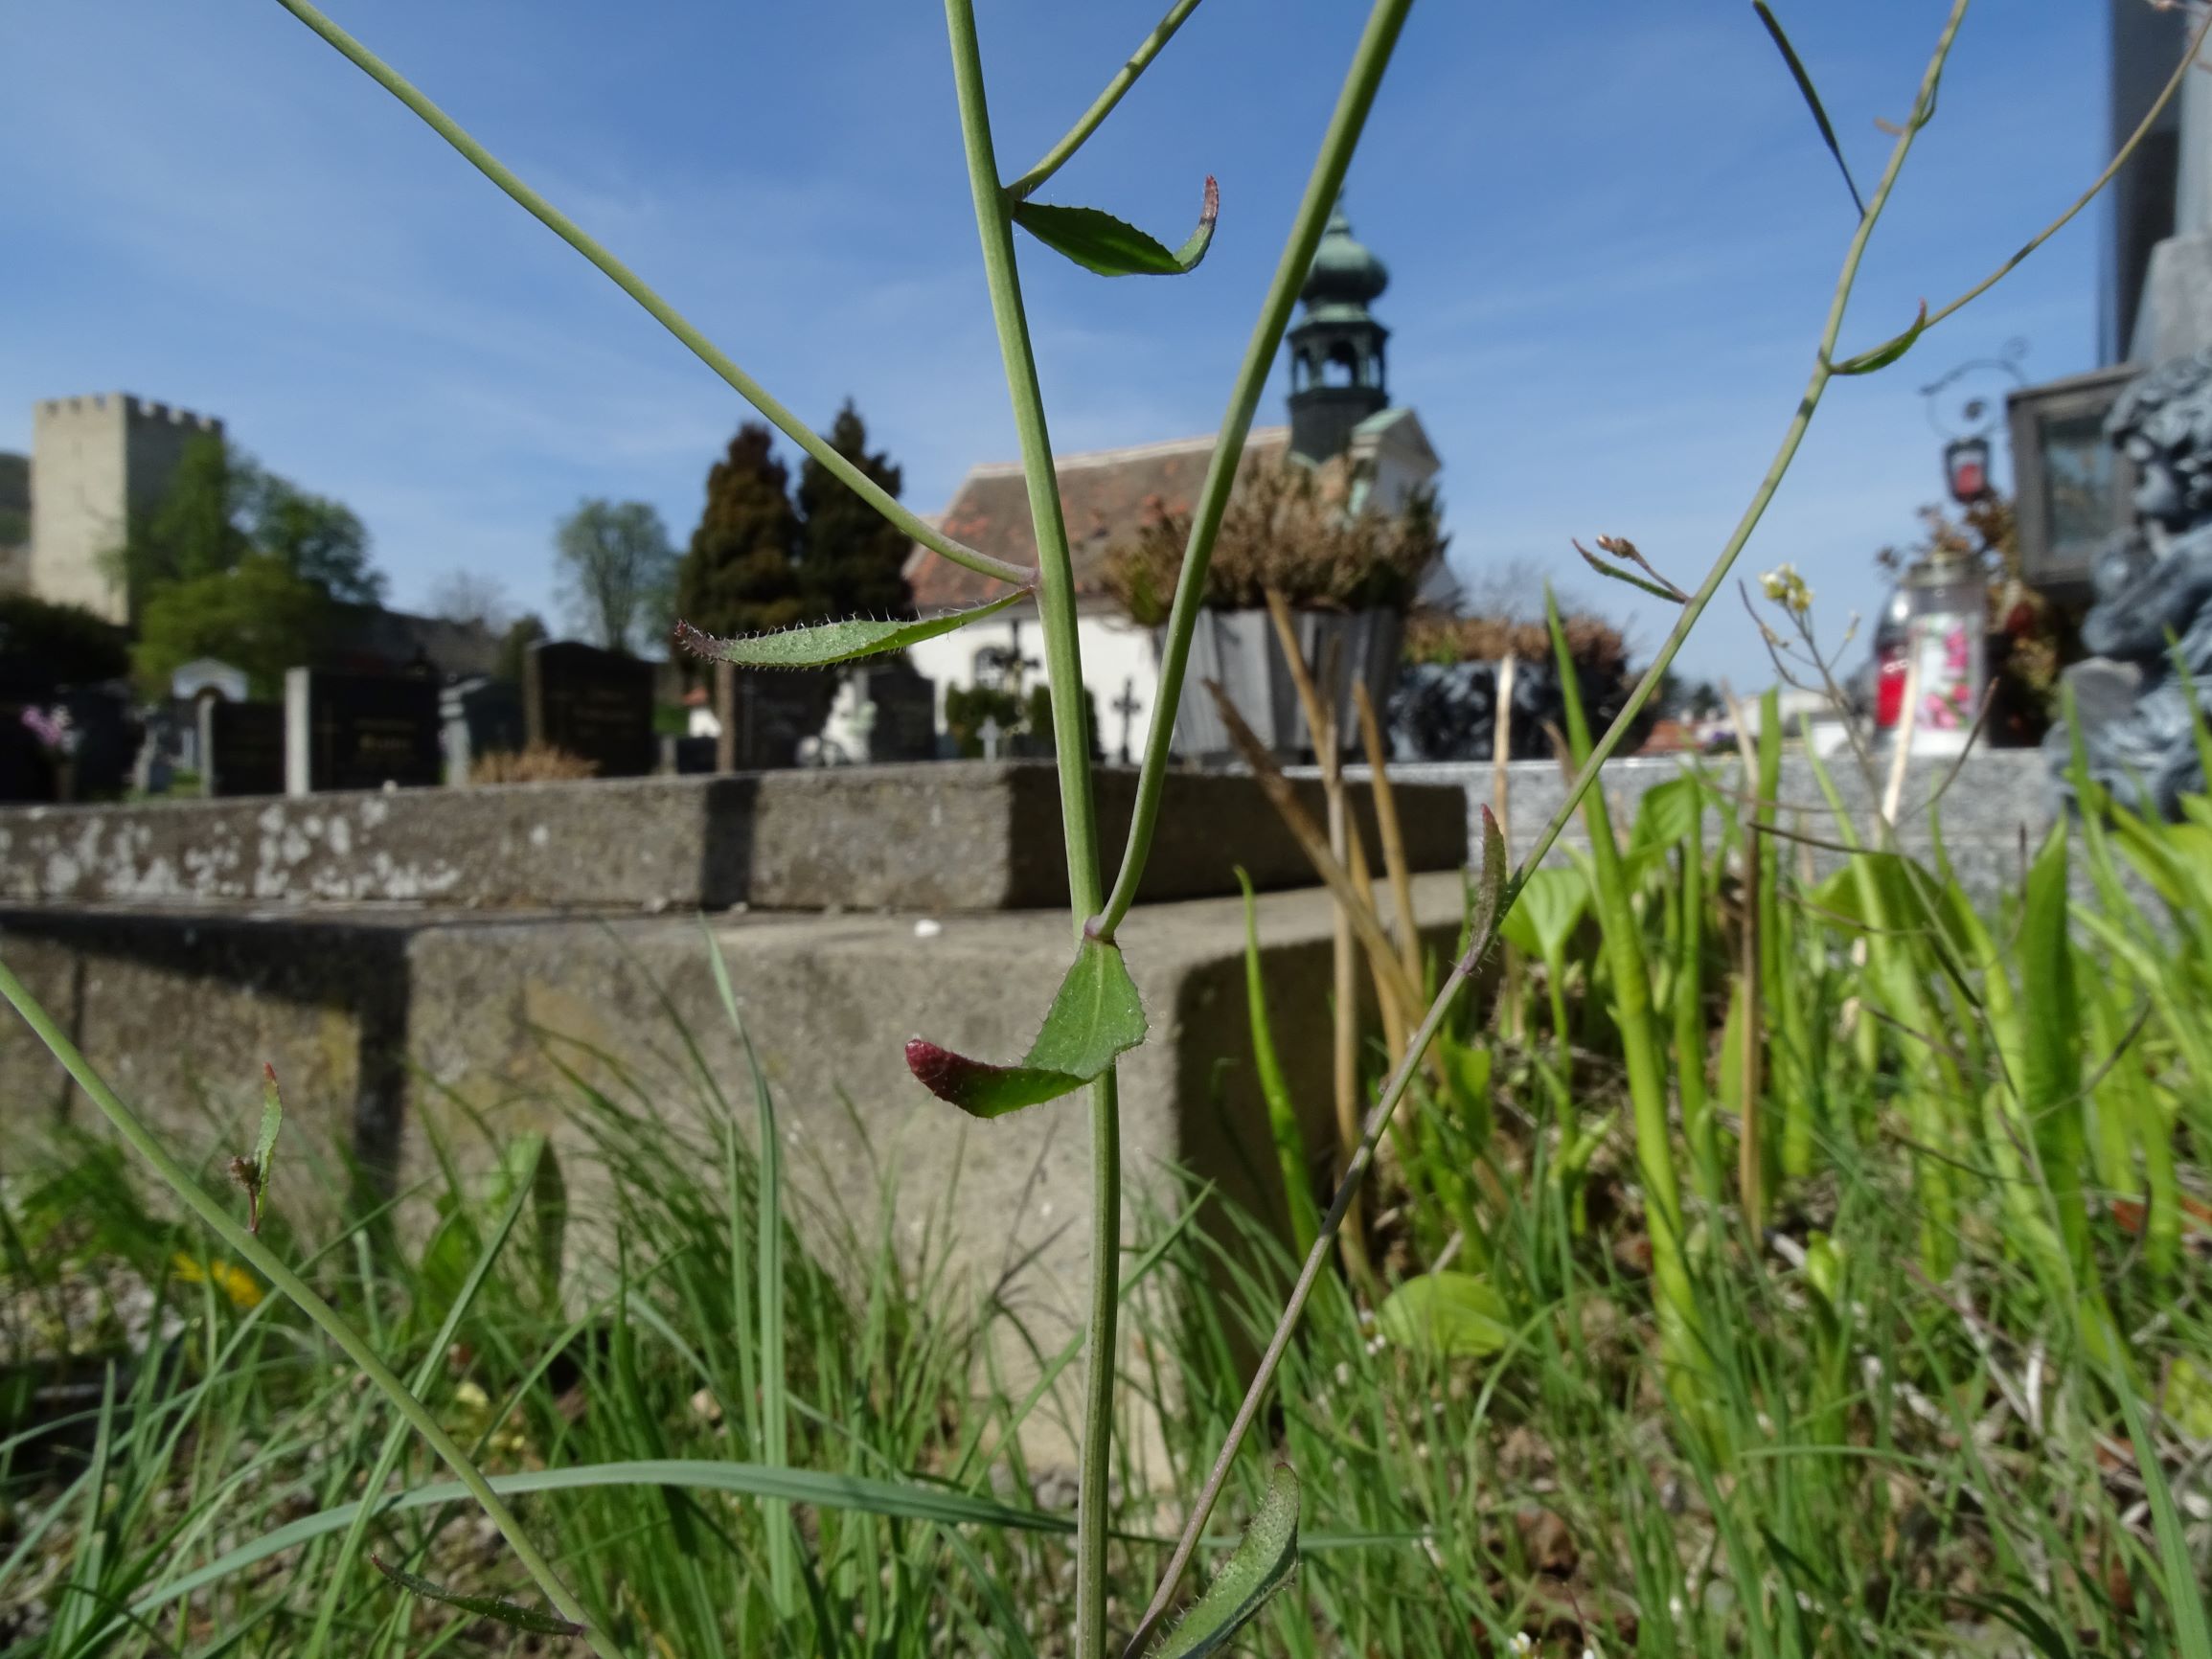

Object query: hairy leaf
[907,937,1147,1119]
[674,589,1026,670]
[1463,804,1507,969]
[1150,1463,1300,1658]
[1015,176,1218,277]
[254,1063,283,1188]
[368,1555,583,1638]
[1376,1271,1513,1360]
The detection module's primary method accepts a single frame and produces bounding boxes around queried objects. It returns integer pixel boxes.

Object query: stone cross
[1112,677,1142,765]
[979,716,1003,761]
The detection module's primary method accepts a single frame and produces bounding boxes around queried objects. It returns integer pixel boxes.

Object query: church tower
[1286,204,1391,464]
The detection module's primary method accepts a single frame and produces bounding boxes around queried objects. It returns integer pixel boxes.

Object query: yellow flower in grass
[171,1252,264,1309]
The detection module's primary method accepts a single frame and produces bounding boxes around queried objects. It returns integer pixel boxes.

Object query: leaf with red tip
[1014,176,1219,277]
[906,938,1147,1119]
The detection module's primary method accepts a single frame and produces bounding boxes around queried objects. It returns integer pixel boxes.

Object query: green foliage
[0,449,29,547]
[679,423,806,642]
[111,434,383,609]
[797,401,916,624]
[1374,1271,1511,1359]
[131,553,328,698]
[906,938,1147,1117]
[1239,869,1320,1260]
[945,682,1024,758]
[0,592,130,688]
[554,498,677,654]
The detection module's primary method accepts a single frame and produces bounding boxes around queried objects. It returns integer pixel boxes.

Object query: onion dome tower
[1286,203,1391,463]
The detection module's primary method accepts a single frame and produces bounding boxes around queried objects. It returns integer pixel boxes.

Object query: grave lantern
[1944,434,1991,505]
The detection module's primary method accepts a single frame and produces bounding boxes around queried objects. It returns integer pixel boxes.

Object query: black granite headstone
[287,671,443,793]
[524,641,655,779]
[861,663,938,762]
[202,701,287,797]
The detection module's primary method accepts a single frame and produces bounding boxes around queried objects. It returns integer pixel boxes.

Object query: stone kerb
[0,761,1468,914]
[1340,748,2061,905]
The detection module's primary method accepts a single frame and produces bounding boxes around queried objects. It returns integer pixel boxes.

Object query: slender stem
[1919,3,2212,333]
[270,0,1029,591]
[1128,7,1972,1647]
[1006,0,1210,202]
[942,5,1116,1653]
[0,956,618,1658]
[1094,0,1417,942]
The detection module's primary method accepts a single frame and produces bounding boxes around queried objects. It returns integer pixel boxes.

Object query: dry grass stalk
[1353,677,1423,995]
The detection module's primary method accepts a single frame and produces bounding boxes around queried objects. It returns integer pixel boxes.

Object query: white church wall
[905,607,1162,762]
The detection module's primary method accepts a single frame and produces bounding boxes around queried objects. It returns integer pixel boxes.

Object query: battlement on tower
[34,393,221,432]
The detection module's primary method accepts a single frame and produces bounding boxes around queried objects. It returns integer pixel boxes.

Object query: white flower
[1507,1636,1536,1658]
[1758,563,1813,616]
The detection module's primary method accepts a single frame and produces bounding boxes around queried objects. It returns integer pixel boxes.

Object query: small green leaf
[254,1063,283,1188]
[907,938,1147,1119]
[1831,300,1928,375]
[1630,777,1701,853]
[674,588,1027,670]
[1376,1271,1513,1360]
[1015,175,1218,278]
[1150,1463,1300,1658]
[1753,1,1865,216]
[1498,866,1587,966]
[368,1555,583,1638]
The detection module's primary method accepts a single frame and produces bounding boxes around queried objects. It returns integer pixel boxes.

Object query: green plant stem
[942,5,1116,1653]
[1005,0,1209,201]
[1919,3,2211,332]
[1093,0,1416,943]
[0,955,619,1659]
[1128,7,1971,1645]
[268,0,1029,591]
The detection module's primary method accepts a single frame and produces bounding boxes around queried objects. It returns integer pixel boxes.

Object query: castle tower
[31,394,223,625]
[1286,204,1391,464]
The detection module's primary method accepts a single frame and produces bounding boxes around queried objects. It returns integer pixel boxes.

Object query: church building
[901,207,1443,761]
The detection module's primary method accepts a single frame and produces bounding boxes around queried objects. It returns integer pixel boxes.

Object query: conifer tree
[677,422,804,638]
[796,401,913,621]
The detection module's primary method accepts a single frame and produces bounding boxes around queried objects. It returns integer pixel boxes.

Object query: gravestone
[283,670,443,797]
[200,700,287,798]
[60,688,133,799]
[442,678,525,784]
[861,663,937,762]
[524,642,654,779]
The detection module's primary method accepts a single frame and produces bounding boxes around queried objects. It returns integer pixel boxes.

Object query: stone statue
[2047,347,2212,818]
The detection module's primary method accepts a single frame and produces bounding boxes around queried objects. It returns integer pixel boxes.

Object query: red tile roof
[904,427,1292,612]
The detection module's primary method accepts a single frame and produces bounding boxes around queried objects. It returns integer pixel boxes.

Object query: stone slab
[0,873,1471,1475]
[1362,747,2062,906]
[0,761,1466,915]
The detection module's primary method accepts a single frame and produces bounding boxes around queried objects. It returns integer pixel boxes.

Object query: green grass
[6,767,2212,1657]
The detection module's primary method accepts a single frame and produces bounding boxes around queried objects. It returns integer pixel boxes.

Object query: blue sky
[0,1,2117,680]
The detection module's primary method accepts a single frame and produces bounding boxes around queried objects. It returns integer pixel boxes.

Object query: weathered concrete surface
[0,762,1465,914]
[0,875,1468,1475]
[1364,748,2060,905]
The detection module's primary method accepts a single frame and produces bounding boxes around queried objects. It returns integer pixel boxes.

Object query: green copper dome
[1301,205,1389,308]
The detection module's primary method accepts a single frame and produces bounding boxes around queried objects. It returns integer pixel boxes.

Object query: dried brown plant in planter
[1402,607,1631,682]
[470,744,600,784]
[1102,452,1448,625]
